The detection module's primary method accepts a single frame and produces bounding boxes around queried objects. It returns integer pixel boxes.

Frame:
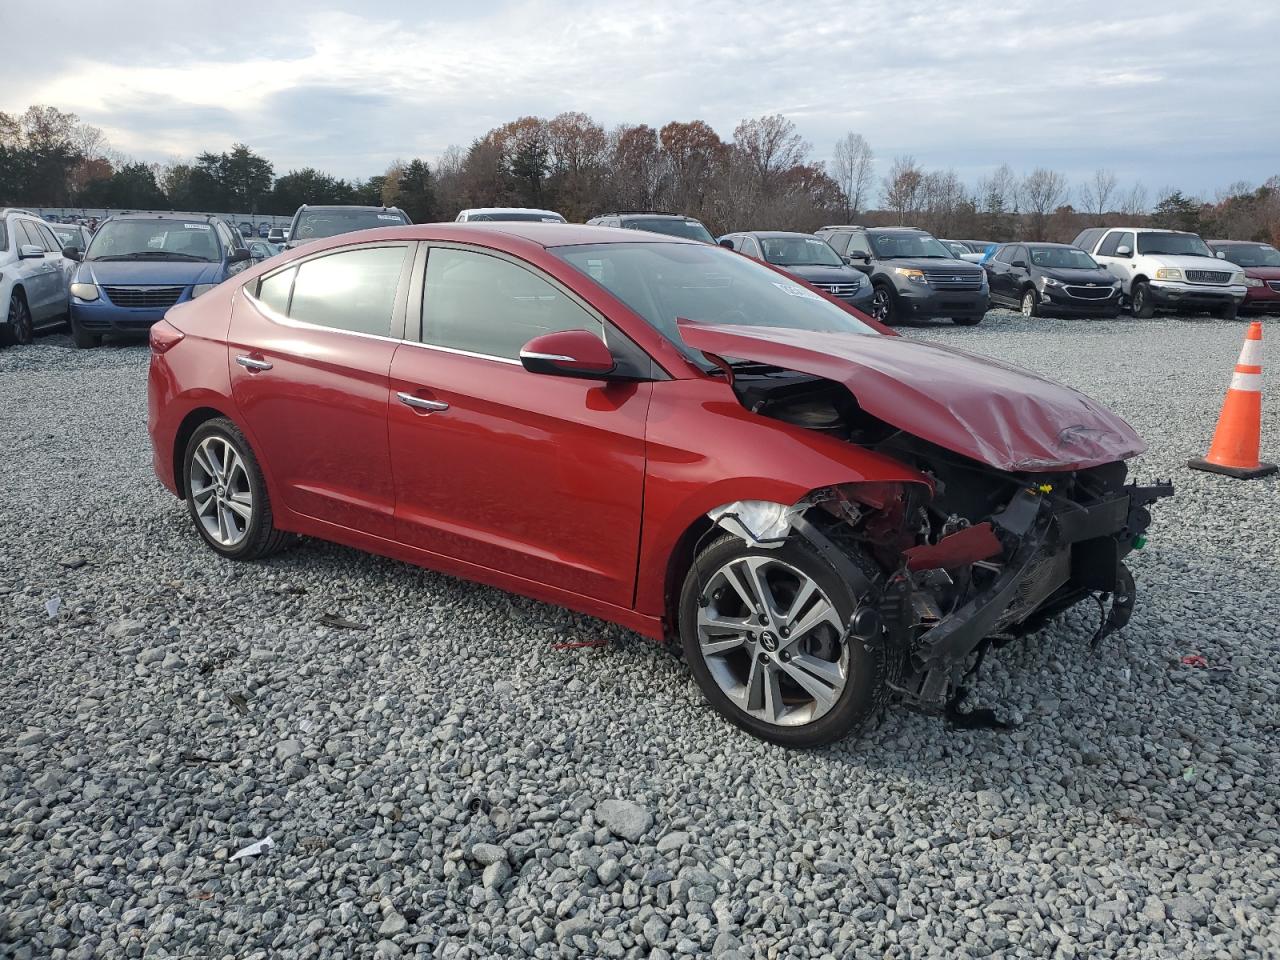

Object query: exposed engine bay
[712,361,1174,718]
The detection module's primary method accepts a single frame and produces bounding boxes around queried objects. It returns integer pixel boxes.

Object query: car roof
[262,222,702,255]
[1205,239,1253,245]
[739,231,828,239]
[295,205,403,213]
[1024,242,1077,248]
[600,212,700,221]
[108,212,215,222]
[460,207,562,216]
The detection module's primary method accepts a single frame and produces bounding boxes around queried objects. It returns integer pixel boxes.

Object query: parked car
[1206,240,1280,315]
[455,207,567,223]
[719,231,874,313]
[286,205,411,249]
[248,240,281,261]
[48,222,93,256]
[65,213,252,348]
[238,221,254,238]
[147,221,1168,746]
[943,239,996,263]
[1072,227,1246,319]
[267,227,287,245]
[258,222,271,238]
[817,225,988,325]
[586,212,715,243]
[1,207,75,345]
[984,242,1122,318]
[941,240,972,260]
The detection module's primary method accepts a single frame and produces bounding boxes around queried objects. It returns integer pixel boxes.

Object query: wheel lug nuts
[757,651,768,663]
[758,614,768,625]
[779,627,789,638]
[779,650,791,663]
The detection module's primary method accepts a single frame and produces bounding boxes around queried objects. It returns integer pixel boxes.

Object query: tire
[1020,287,1040,318]
[5,290,33,346]
[952,315,983,326]
[678,532,892,748]
[1215,300,1239,321]
[70,313,102,349]
[183,418,290,561]
[870,284,896,325]
[1130,280,1155,318]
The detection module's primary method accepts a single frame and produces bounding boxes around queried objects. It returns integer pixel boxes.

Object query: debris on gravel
[1,317,1278,959]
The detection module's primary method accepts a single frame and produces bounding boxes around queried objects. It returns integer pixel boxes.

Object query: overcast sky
[4,1,1278,197]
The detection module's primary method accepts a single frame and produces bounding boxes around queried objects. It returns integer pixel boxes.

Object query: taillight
[150,319,185,355]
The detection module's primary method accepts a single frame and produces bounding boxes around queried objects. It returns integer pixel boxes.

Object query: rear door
[15,220,60,318]
[228,241,414,539]
[387,243,650,607]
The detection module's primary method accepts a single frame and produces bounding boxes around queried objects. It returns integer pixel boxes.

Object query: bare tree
[1021,168,1069,240]
[830,132,874,221]
[1119,183,1149,217]
[882,155,923,225]
[1078,168,1117,218]
[733,115,811,198]
[976,164,1020,239]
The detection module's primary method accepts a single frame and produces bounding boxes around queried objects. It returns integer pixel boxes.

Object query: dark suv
[586,212,715,244]
[286,205,411,250]
[817,226,988,325]
[983,242,1121,318]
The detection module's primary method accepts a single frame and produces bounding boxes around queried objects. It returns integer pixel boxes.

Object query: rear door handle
[397,392,449,412]
[236,355,273,371]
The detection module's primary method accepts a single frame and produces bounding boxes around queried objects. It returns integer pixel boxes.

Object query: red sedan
[148,223,1169,746]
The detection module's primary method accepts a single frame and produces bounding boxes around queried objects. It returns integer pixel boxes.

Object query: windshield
[760,236,843,267]
[1029,246,1100,269]
[291,209,408,240]
[943,241,970,258]
[552,241,878,363]
[867,230,953,259]
[470,211,565,222]
[1136,232,1213,257]
[623,218,715,244]
[85,221,221,262]
[1212,243,1280,268]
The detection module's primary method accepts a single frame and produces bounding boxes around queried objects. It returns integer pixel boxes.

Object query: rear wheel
[5,291,33,345]
[183,418,290,560]
[870,284,896,325]
[679,533,891,747]
[1020,287,1040,318]
[70,313,102,349]
[1130,280,1155,318]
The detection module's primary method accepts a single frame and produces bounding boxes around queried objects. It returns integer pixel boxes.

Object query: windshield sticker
[377,214,400,221]
[183,223,211,230]
[772,281,823,301]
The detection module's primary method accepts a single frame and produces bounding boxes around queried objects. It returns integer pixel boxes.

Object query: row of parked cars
[4,200,1278,348]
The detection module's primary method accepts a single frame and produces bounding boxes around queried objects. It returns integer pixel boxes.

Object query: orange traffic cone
[1188,321,1277,479]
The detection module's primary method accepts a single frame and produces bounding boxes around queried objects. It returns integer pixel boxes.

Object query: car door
[227,241,414,540]
[844,233,874,275]
[34,221,72,318]
[15,220,60,319]
[387,243,650,607]
[1095,231,1134,287]
[1007,245,1031,295]
[984,246,1011,302]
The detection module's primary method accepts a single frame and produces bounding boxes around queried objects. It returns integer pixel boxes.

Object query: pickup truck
[1072,227,1246,319]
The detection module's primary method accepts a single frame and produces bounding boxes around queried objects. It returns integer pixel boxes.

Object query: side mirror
[228,248,252,263]
[519,329,616,380]
[1215,251,1226,259]
[1011,259,1027,269]
[1115,244,1132,257]
[718,238,734,249]
[19,244,45,259]
[62,246,82,261]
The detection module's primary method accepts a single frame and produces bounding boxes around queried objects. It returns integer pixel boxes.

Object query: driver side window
[422,248,604,362]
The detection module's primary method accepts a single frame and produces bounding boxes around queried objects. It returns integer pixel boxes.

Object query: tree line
[3,104,1278,244]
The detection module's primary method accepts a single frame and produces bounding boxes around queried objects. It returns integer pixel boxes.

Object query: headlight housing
[894,267,927,284]
[1155,268,1182,281]
[1041,276,1064,289]
[70,282,98,301]
[191,283,217,299]
[1244,276,1263,287]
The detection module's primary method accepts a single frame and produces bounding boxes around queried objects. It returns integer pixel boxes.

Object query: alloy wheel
[696,556,848,727]
[871,288,891,322]
[188,435,254,547]
[9,294,33,345]
[1021,291,1036,317]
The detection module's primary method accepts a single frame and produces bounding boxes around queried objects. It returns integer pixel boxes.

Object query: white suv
[1073,226,1246,319]
[1,209,75,345]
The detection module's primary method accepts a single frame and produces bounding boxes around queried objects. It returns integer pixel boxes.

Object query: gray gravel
[2,314,1278,959]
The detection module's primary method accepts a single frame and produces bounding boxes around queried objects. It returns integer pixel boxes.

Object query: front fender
[633,378,930,618]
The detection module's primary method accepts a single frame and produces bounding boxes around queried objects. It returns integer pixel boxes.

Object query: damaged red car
[148,223,1171,747]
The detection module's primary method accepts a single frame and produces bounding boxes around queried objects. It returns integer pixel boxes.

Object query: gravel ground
[2,312,1278,959]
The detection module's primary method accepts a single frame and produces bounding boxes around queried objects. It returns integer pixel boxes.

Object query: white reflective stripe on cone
[1237,339,1263,367]
[1229,371,1263,392]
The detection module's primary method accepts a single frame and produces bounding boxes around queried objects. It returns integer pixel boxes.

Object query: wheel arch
[172,406,236,492]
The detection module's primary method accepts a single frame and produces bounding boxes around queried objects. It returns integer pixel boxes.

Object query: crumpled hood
[677,320,1146,472]
[79,259,221,287]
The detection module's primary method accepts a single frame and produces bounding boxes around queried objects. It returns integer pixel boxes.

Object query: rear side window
[36,222,61,252]
[825,233,850,255]
[286,246,408,337]
[1097,232,1134,256]
[0,221,7,252]
[256,267,296,315]
[739,236,761,258]
[17,220,44,250]
[846,234,872,257]
[422,247,603,361]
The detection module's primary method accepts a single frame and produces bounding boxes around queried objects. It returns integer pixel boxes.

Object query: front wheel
[183,418,289,560]
[1020,288,1040,318]
[1215,300,1239,321]
[1130,281,1155,318]
[678,533,892,747]
[870,285,896,325]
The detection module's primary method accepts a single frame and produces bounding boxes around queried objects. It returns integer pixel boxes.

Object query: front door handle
[397,392,449,413]
[236,355,273,371]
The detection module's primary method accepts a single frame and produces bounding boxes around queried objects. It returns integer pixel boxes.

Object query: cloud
[2,0,1278,193]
